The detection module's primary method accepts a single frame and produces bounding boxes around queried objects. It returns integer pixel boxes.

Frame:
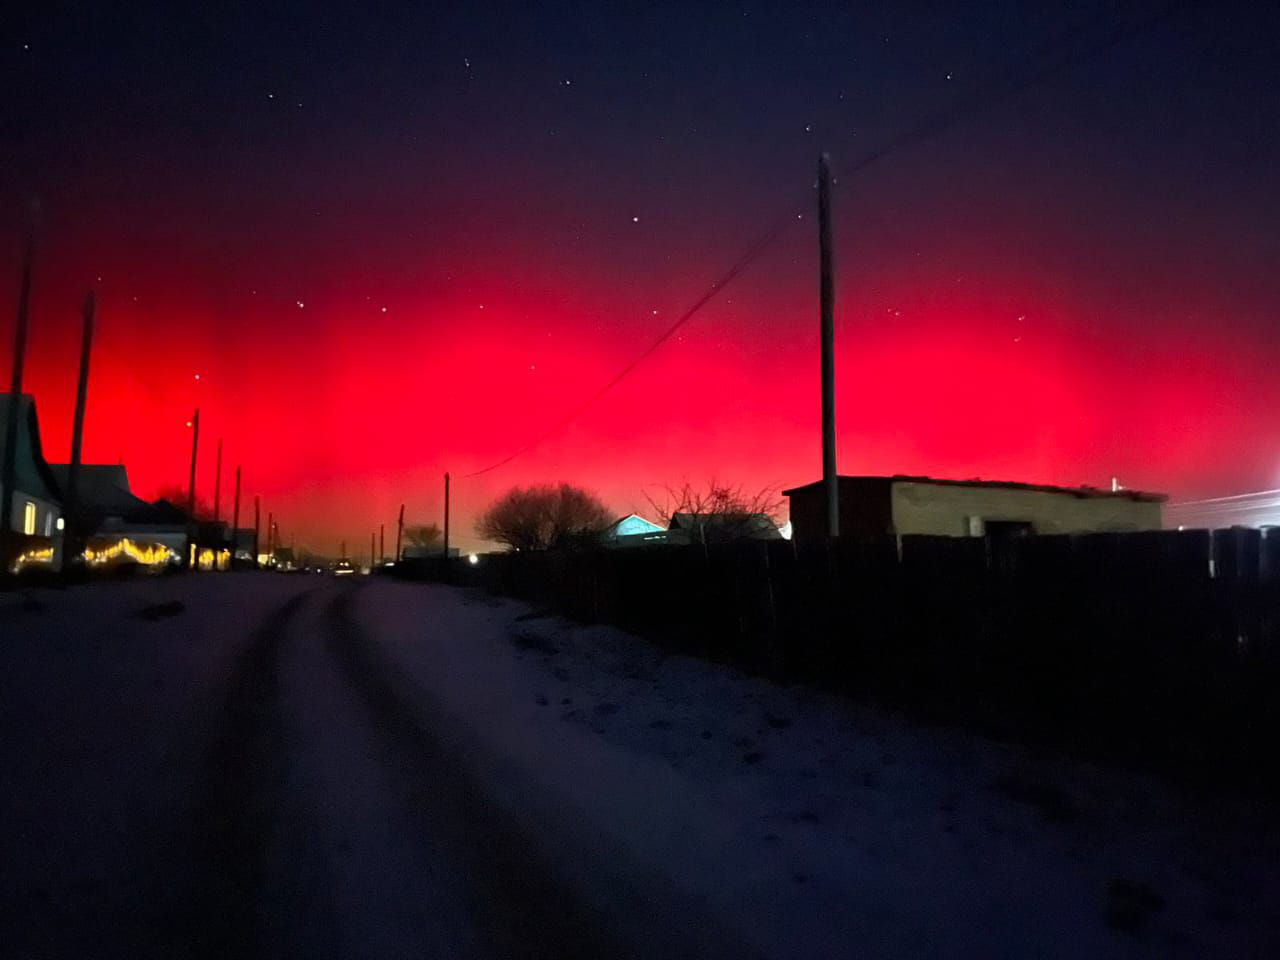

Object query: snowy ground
[2,575,1278,958]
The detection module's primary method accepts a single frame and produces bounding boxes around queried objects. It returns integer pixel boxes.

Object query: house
[784,475,1165,544]
[667,511,784,546]
[0,394,62,537]
[47,464,186,569]
[0,394,63,571]
[600,513,668,548]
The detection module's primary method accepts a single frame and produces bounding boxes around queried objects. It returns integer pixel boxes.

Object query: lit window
[22,501,37,535]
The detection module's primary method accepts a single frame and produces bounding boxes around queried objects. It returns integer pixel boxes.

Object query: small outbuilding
[784,475,1165,544]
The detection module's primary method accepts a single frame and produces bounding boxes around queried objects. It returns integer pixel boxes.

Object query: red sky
[5,1,1279,555]
[5,199,1279,557]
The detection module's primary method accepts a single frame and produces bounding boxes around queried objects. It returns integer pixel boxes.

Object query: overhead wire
[461,0,1198,480]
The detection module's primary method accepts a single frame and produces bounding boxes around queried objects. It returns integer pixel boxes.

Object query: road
[1,577,740,960]
[5,574,1279,959]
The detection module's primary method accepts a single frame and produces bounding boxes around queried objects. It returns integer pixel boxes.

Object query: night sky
[3,1,1278,553]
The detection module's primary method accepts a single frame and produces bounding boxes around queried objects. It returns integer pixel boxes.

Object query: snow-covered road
[3,575,1278,958]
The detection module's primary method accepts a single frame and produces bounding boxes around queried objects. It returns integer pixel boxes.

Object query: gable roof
[0,393,62,505]
[603,513,665,537]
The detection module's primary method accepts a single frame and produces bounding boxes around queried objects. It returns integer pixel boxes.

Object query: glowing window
[22,501,37,535]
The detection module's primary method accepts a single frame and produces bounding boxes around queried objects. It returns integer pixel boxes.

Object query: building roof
[0,393,62,505]
[669,511,784,538]
[782,474,1167,504]
[49,464,142,513]
[603,513,665,537]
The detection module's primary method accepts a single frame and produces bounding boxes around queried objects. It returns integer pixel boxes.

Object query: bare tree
[154,484,212,520]
[477,483,611,552]
[404,522,442,550]
[645,480,784,544]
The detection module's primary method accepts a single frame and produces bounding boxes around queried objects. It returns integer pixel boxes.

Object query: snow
[3,574,1278,958]
[358,580,1280,959]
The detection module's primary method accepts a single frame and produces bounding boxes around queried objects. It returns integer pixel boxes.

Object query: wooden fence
[396,528,1280,789]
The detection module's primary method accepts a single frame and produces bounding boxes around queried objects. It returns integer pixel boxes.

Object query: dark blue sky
[3,1,1279,548]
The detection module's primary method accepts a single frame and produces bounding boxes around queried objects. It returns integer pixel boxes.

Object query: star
[296,300,305,308]
[380,306,388,313]
[632,216,639,223]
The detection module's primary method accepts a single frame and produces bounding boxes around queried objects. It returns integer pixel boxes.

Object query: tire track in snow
[323,584,632,960]
[178,586,322,959]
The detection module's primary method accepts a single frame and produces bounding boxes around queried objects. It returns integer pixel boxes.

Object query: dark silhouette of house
[49,464,188,562]
[667,511,783,546]
[0,393,62,538]
[784,475,1165,544]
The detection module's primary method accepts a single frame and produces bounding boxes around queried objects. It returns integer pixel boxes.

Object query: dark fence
[395,528,1280,789]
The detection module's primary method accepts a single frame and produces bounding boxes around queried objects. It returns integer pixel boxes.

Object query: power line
[462,217,792,478]
[462,0,1197,481]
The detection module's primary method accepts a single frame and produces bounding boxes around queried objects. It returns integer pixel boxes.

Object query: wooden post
[232,466,241,559]
[818,153,839,538]
[212,438,222,522]
[186,408,200,568]
[443,472,451,558]
[63,291,95,571]
[395,503,405,561]
[1,231,34,534]
[253,495,261,568]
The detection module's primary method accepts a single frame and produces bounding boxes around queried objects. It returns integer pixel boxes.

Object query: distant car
[332,559,356,577]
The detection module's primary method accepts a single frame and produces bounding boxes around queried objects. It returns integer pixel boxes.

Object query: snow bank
[359,580,1280,959]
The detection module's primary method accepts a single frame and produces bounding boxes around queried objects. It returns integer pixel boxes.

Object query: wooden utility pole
[187,409,201,516]
[443,472,451,558]
[379,523,384,563]
[371,531,376,569]
[266,511,273,558]
[63,291,95,571]
[818,153,839,538]
[232,466,241,557]
[1,231,34,534]
[395,503,404,561]
[253,495,261,568]
[186,408,200,568]
[212,438,222,522]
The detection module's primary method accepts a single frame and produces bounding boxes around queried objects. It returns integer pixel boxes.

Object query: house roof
[669,512,783,538]
[0,393,62,505]
[782,474,1167,504]
[603,513,665,536]
[49,464,144,514]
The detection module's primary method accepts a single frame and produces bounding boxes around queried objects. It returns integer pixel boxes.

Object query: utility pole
[253,495,261,568]
[232,466,241,551]
[187,408,201,516]
[64,291,95,571]
[379,523,384,564]
[371,531,376,570]
[267,511,273,559]
[186,408,200,568]
[212,438,222,522]
[1,230,34,535]
[818,153,839,538]
[443,471,451,558]
[395,503,404,562]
